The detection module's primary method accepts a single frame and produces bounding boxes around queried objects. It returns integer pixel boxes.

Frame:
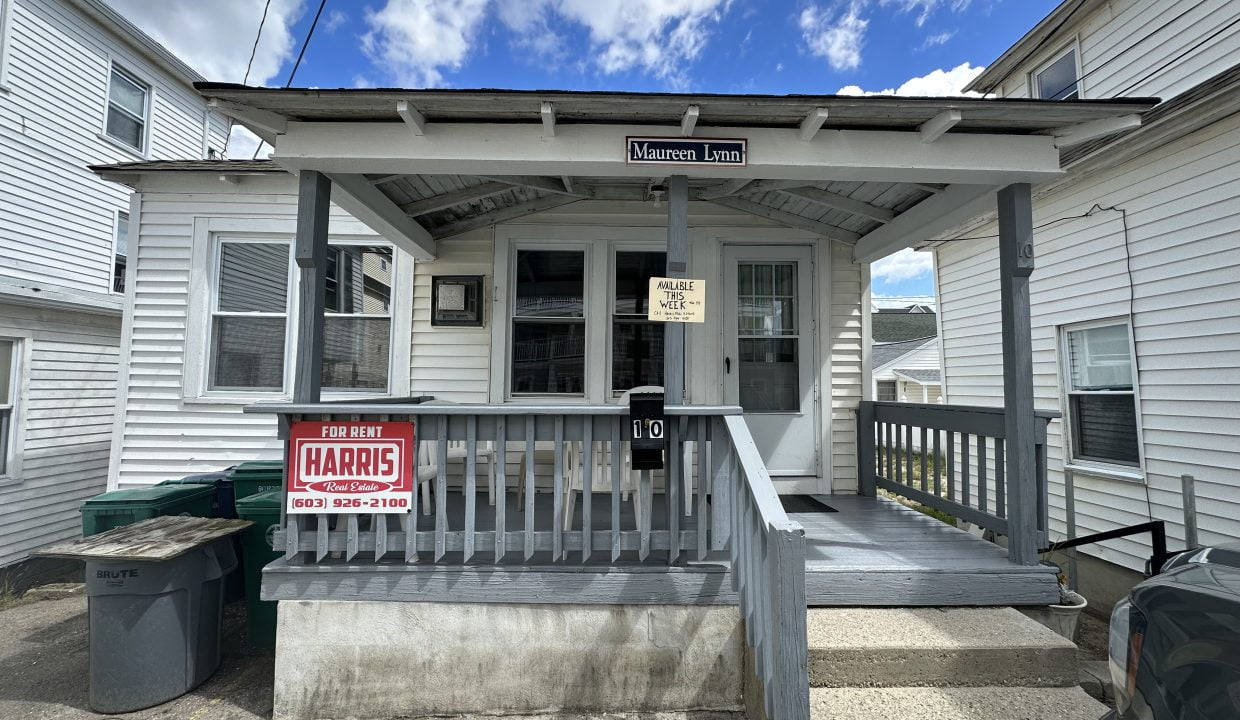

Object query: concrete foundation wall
[1070,552,1145,619]
[273,600,744,720]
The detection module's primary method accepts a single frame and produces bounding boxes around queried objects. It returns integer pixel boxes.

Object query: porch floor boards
[261,492,1060,607]
[796,495,1061,607]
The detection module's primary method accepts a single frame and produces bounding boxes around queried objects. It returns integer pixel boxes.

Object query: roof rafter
[481,175,586,197]
[541,102,556,138]
[326,173,437,260]
[432,194,582,239]
[799,107,829,141]
[396,100,426,135]
[709,196,861,242]
[680,105,700,136]
[778,187,896,223]
[696,178,754,200]
[398,181,513,217]
[919,110,961,143]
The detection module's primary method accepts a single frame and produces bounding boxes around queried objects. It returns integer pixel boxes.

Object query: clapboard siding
[0,302,121,565]
[992,0,1239,101]
[113,175,386,488]
[0,0,225,296]
[936,111,1240,572]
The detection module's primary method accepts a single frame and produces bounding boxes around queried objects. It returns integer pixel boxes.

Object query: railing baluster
[920,426,929,492]
[406,430,419,563]
[494,416,507,562]
[285,517,299,561]
[374,513,387,562]
[435,418,448,562]
[905,424,914,488]
[697,416,708,561]
[995,439,1006,519]
[582,418,593,563]
[346,514,359,561]
[932,428,941,498]
[639,469,652,561]
[894,424,903,485]
[668,419,681,565]
[464,415,477,563]
[885,421,894,478]
[524,418,536,561]
[946,431,956,502]
[978,435,988,516]
[553,416,565,562]
[315,513,328,562]
[961,433,971,508]
[611,417,622,563]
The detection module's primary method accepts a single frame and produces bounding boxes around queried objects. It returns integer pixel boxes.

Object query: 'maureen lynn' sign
[626,137,747,167]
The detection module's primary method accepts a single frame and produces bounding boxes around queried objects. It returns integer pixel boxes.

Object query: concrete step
[807,608,1079,688]
[810,686,1109,720]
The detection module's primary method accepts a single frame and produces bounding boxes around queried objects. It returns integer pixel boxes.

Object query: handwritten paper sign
[287,421,414,514]
[648,277,706,323]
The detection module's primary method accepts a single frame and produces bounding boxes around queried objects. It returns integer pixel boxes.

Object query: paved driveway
[0,595,273,719]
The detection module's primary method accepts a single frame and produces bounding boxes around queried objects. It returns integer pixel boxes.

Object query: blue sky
[107,0,1061,296]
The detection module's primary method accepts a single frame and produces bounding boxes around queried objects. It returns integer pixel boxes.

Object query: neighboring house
[933,0,1240,608]
[0,0,230,569]
[872,336,940,404]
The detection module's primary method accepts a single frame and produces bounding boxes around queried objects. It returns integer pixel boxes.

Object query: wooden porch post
[293,170,331,403]
[997,183,1039,566]
[664,175,688,405]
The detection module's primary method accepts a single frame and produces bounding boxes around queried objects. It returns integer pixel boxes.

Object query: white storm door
[722,246,818,478]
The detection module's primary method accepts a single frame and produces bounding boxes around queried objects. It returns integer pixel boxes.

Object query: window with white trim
[611,250,665,392]
[207,239,395,394]
[106,64,149,151]
[113,211,129,294]
[511,249,586,395]
[876,380,897,402]
[0,0,11,86]
[1062,321,1140,467]
[0,338,17,477]
[1033,48,1080,100]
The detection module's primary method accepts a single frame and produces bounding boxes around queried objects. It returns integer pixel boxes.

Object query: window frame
[112,210,129,295]
[320,242,396,395]
[185,217,405,403]
[0,335,28,483]
[506,242,593,399]
[103,61,151,155]
[1030,42,1084,101]
[1058,317,1145,481]
[607,242,667,397]
[0,0,13,91]
[875,379,898,403]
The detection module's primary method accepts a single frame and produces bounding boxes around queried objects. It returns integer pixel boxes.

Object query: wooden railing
[857,401,1057,565]
[721,415,809,720]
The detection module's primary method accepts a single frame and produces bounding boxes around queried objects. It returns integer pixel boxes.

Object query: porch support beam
[293,171,331,403]
[997,183,1039,566]
[274,123,1065,185]
[207,98,285,143]
[665,175,688,405]
[326,173,438,260]
[1051,114,1141,148]
[708,196,861,242]
[852,184,997,264]
[779,186,896,223]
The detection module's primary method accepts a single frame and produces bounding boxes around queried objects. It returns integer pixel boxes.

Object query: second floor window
[1033,48,1080,100]
[106,65,148,152]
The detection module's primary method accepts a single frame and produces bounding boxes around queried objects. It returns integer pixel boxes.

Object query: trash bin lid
[235,490,283,512]
[158,471,233,488]
[81,484,216,508]
[230,461,284,479]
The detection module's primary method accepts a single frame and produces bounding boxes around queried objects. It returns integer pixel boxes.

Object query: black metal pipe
[1041,521,1170,576]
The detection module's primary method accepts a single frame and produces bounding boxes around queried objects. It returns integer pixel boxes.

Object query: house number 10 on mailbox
[286,421,415,514]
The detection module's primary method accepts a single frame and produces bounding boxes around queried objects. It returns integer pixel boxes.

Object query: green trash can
[230,461,284,502]
[81,485,217,537]
[234,490,283,649]
[159,470,236,518]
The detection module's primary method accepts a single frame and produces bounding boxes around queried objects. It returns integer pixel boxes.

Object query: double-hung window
[511,249,586,395]
[0,338,17,477]
[106,64,148,152]
[209,240,290,392]
[1033,48,1080,100]
[323,245,392,391]
[1062,321,1141,468]
[611,251,666,392]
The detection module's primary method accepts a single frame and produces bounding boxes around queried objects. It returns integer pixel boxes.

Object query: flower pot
[1020,590,1088,642]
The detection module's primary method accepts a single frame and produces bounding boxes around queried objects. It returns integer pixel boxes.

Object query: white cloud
[103,0,306,158]
[880,0,971,27]
[919,30,955,49]
[800,2,868,72]
[324,9,347,33]
[361,0,490,87]
[871,248,934,283]
[497,0,732,85]
[836,61,985,96]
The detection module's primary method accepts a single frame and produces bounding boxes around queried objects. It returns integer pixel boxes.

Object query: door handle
[725,356,731,374]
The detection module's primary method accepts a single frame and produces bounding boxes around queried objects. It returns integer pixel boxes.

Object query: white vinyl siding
[829,239,864,493]
[936,111,1240,572]
[0,302,121,566]
[992,0,1240,101]
[0,0,226,296]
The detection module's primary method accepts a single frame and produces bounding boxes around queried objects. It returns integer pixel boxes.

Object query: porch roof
[190,86,1158,264]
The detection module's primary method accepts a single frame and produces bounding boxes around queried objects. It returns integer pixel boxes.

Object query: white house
[0,0,230,569]
[91,84,1157,717]
[872,336,940,404]
[932,0,1240,609]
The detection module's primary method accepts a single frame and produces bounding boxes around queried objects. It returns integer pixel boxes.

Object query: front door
[722,246,819,479]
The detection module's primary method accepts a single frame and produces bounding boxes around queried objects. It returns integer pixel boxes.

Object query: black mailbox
[626,392,666,470]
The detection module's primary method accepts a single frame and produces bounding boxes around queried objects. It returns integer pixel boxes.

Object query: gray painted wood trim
[260,559,737,605]
[856,401,876,496]
[277,529,707,554]
[244,403,743,417]
[292,170,331,404]
[998,183,1039,566]
[874,476,1010,536]
[665,174,688,405]
[770,529,811,719]
[804,567,1061,606]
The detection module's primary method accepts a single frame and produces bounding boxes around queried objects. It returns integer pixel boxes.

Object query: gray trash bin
[85,539,236,713]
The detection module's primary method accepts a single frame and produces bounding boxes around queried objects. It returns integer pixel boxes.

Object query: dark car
[1103,543,1240,719]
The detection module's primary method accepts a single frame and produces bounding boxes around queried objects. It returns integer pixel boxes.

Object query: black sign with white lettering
[626,137,747,167]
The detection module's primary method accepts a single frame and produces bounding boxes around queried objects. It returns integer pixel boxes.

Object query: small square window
[1034,49,1080,100]
[432,275,484,327]
[106,65,148,151]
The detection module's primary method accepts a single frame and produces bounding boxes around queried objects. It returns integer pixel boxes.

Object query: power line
[1115,11,1240,97]
[252,0,330,159]
[243,0,274,86]
[983,0,1091,96]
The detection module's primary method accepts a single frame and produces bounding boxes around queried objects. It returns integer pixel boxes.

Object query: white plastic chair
[416,438,497,515]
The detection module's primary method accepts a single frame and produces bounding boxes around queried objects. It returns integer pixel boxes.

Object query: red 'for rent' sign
[286,421,415,514]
